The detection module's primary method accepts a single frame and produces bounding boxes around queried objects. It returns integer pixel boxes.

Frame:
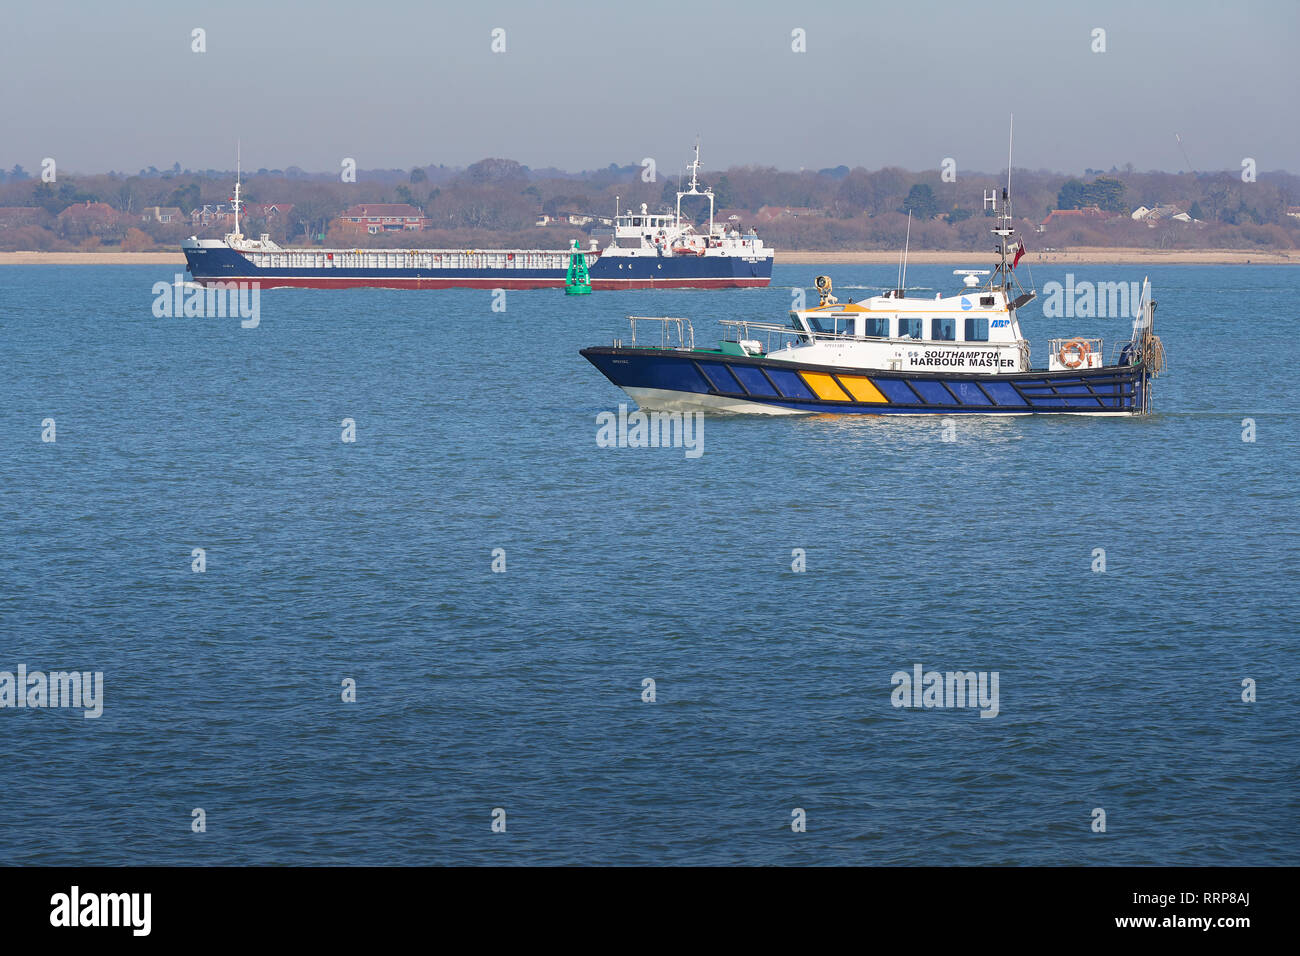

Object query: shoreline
[777,247,1297,265]
[0,247,1294,266]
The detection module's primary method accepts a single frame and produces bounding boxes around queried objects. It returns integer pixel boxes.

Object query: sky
[2,0,1297,176]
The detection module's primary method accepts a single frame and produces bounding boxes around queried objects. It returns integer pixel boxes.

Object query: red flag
[1012,241,1026,268]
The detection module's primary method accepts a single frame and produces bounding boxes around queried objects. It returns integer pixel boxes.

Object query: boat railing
[623,316,695,351]
[720,319,812,353]
[1048,337,1105,370]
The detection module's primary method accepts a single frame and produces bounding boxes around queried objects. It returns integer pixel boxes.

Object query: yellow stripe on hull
[835,375,889,404]
[799,371,852,401]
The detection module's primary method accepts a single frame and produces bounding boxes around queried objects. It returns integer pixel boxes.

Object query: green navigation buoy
[565,240,591,295]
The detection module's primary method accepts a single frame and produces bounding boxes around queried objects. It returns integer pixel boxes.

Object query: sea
[1,262,1296,865]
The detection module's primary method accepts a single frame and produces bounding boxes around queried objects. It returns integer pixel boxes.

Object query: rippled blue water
[1,262,1296,865]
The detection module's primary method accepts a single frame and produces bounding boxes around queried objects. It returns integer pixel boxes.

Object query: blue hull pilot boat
[582,188,1166,416]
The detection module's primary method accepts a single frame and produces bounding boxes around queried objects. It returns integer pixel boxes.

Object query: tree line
[1,158,1296,252]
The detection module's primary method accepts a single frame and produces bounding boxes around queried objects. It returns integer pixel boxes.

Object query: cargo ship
[181,146,773,290]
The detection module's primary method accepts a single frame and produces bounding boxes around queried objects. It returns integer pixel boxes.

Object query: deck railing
[623,316,695,351]
[242,248,596,271]
[1049,337,1105,370]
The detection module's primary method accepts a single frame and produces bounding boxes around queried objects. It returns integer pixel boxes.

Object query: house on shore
[1132,203,1193,225]
[334,203,428,235]
[1039,205,1106,231]
[141,205,184,225]
[192,204,235,230]
[57,201,132,240]
[245,203,294,223]
[754,205,825,223]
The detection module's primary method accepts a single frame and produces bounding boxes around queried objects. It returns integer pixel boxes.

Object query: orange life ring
[1059,337,1091,368]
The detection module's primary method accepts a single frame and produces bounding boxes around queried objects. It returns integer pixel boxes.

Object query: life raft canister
[1059,337,1092,368]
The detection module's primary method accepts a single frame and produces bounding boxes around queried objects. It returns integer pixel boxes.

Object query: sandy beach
[0,248,1294,267]
[777,247,1297,265]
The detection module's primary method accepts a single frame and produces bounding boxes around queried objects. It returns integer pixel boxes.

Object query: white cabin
[725,272,1046,375]
[603,144,772,263]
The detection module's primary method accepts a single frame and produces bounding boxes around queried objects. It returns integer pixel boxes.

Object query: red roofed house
[335,203,428,234]
[57,201,131,241]
[1039,205,1106,230]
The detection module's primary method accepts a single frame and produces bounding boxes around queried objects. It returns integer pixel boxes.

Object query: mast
[231,141,244,240]
[897,211,912,296]
[675,140,714,234]
[1007,114,1013,202]
[992,115,1015,293]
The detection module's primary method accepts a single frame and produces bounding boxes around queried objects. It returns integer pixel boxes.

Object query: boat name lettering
[914,350,1015,368]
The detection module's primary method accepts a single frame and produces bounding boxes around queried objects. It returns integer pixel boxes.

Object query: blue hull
[580,347,1151,414]
[182,244,772,289]
[587,253,772,288]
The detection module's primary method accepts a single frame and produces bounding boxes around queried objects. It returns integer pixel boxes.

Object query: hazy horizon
[3,0,1297,176]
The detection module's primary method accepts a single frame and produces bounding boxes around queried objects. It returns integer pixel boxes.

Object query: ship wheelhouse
[756,276,1031,374]
[601,143,773,264]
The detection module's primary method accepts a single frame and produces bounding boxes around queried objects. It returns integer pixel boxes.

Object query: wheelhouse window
[898,317,923,339]
[862,317,890,338]
[806,314,853,335]
[931,318,955,341]
[964,317,990,342]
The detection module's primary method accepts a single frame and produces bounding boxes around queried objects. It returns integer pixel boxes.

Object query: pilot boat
[581,192,1166,416]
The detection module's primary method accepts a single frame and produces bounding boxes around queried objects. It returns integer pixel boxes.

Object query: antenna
[232,139,243,239]
[1174,133,1195,173]
[1007,113,1014,199]
[897,211,912,296]
[989,115,1018,292]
